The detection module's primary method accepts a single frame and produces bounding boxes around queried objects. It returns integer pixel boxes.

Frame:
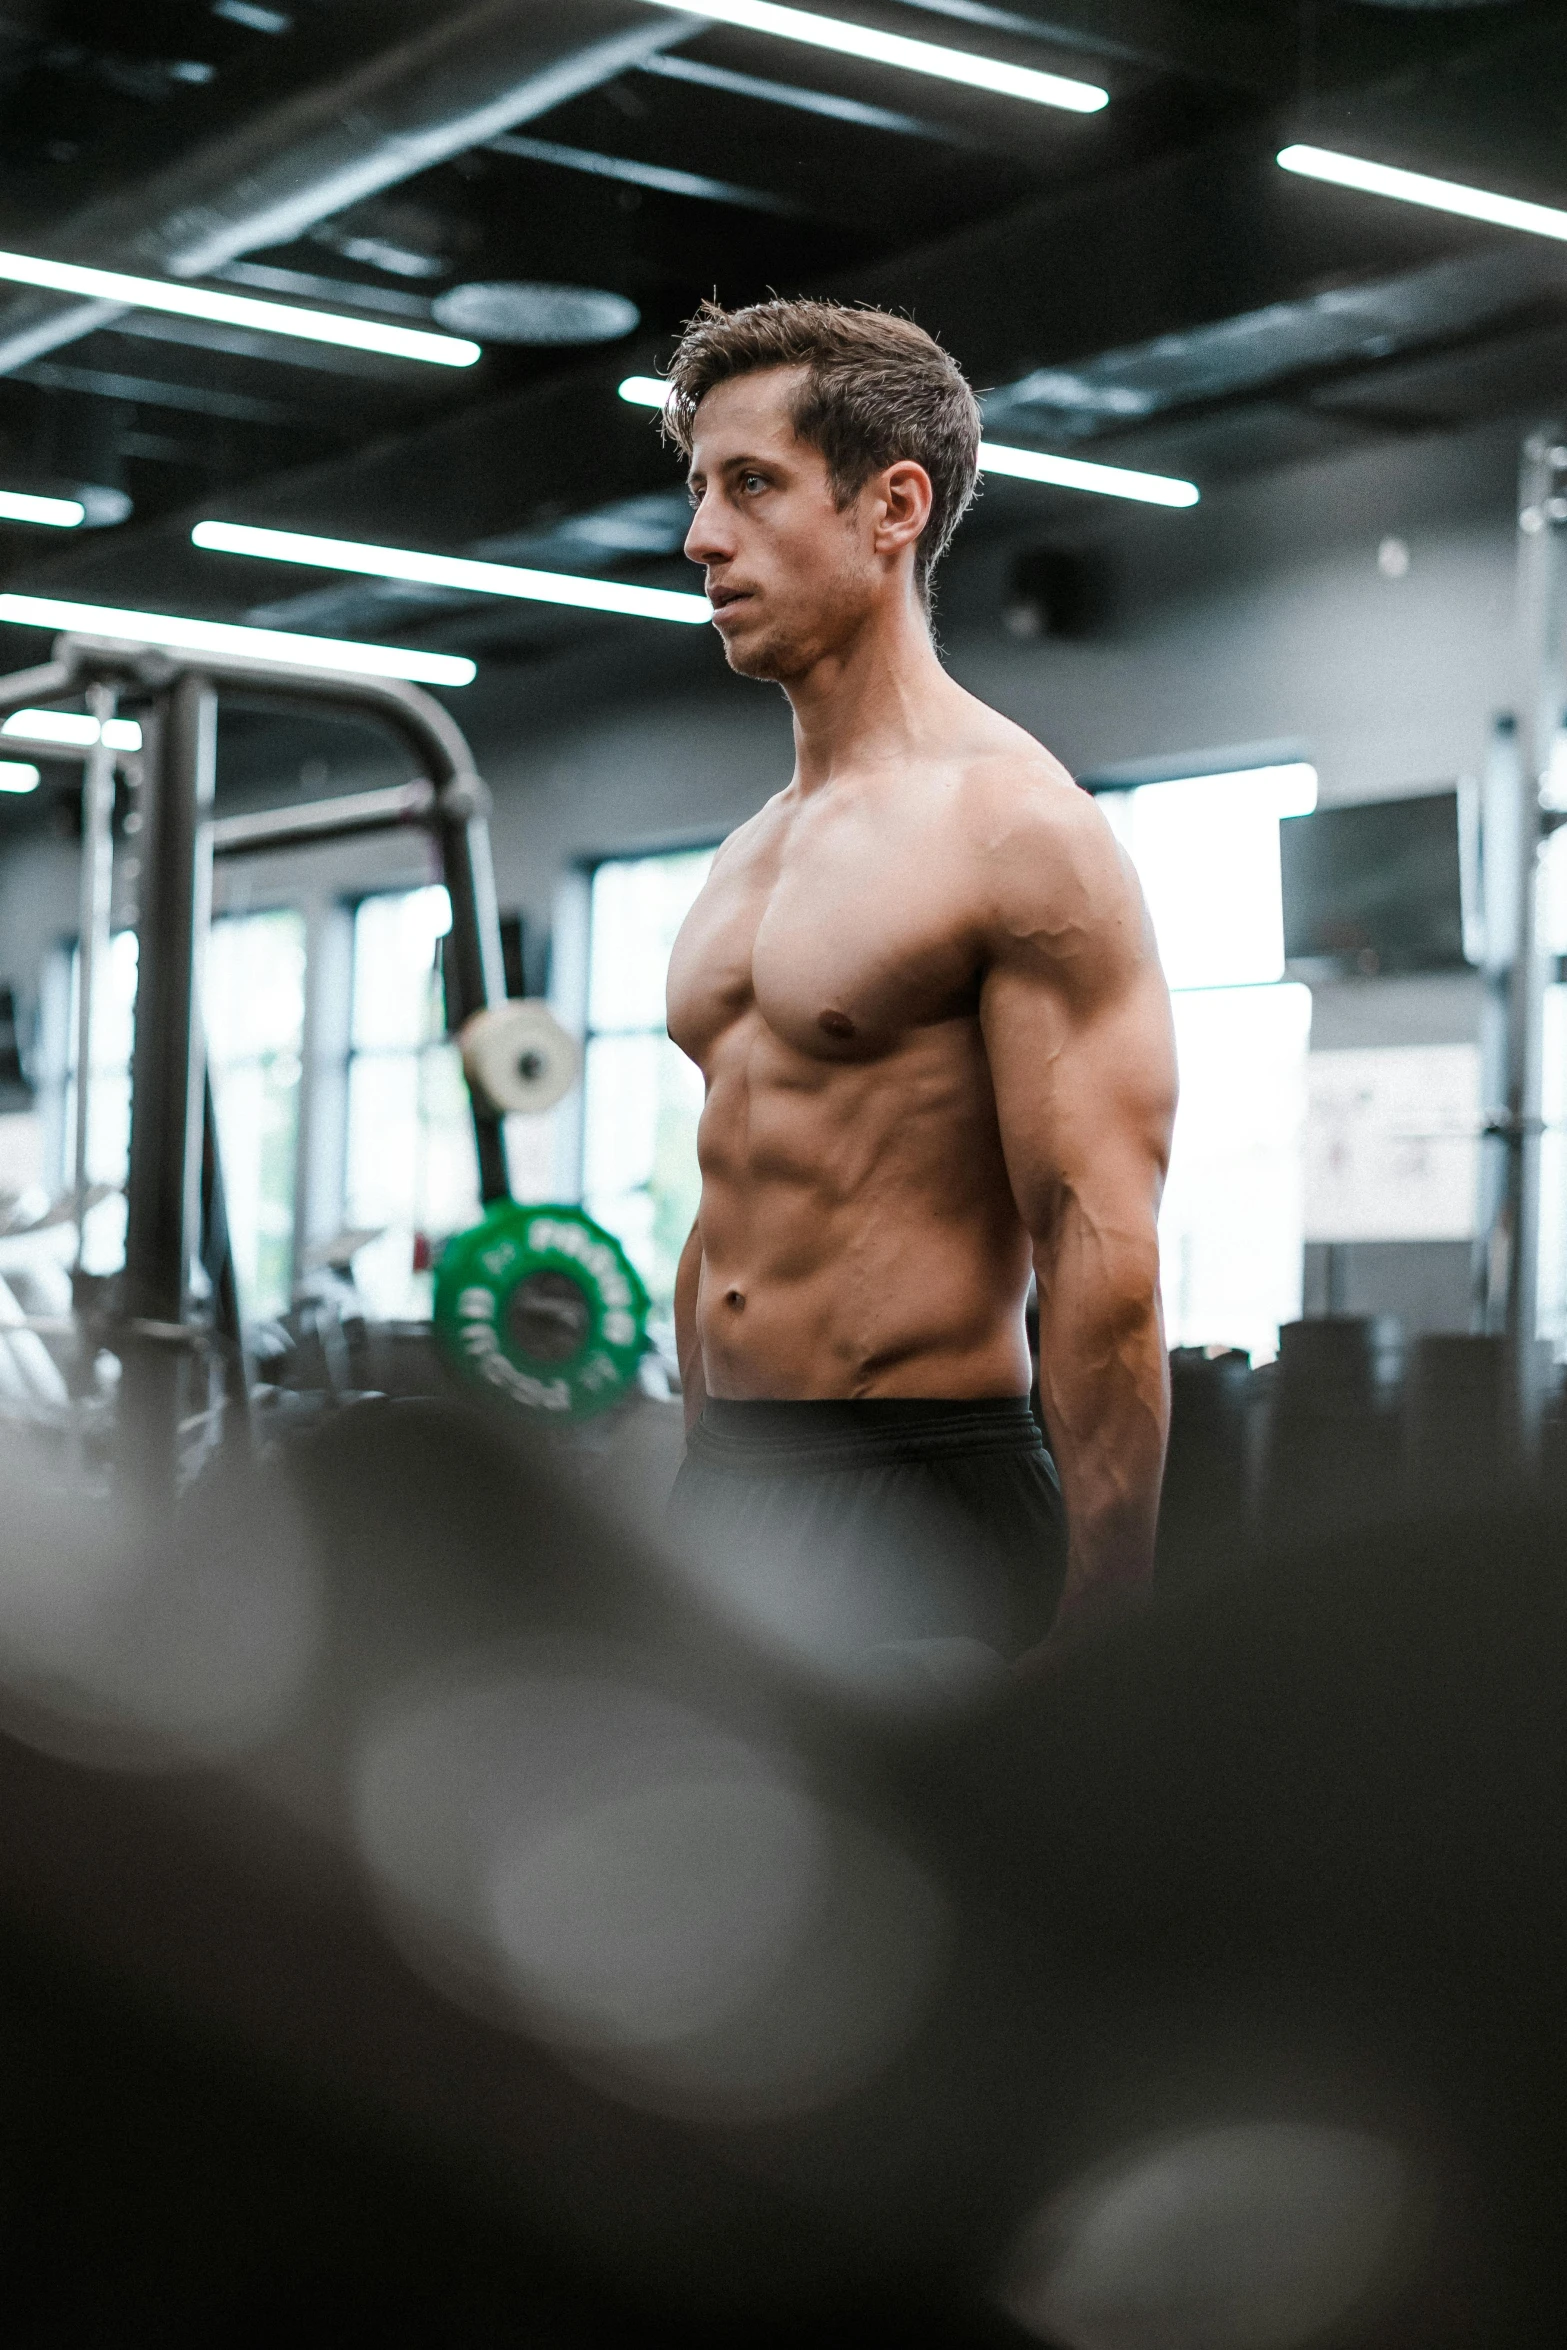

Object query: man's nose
[684,489,732,568]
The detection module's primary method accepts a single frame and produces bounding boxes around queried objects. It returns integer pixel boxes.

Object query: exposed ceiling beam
[637,48,975,140]
[17,0,1565,653]
[876,0,1282,86]
[775,0,1566,100]
[982,244,1567,439]
[0,0,702,380]
[213,261,436,318]
[103,309,441,382]
[13,353,683,617]
[485,131,808,215]
[12,359,303,426]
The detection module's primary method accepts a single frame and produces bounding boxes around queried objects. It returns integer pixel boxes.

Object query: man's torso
[668,741,1071,1400]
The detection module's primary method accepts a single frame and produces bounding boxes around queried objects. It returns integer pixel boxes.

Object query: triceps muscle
[984,947,1176,1584]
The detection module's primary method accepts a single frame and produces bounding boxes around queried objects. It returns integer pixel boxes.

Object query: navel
[818,1008,856,1041]
[725,1288,745,1311]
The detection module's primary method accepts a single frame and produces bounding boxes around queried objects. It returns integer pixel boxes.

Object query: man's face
[684,367,878,682]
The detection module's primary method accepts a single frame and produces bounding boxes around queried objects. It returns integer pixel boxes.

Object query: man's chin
[720,621,801,683]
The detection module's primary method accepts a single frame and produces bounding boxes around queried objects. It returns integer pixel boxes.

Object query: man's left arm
[977,783,1177,1625]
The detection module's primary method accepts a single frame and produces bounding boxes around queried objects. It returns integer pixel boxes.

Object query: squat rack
[0,629,511,1500]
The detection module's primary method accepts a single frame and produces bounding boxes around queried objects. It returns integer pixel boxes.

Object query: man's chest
[667,793,981,1065]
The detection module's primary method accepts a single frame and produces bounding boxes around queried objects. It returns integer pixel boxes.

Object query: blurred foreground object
[0,1407,1560,2340]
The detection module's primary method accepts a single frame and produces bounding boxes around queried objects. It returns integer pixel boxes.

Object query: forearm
[673,1221,707,1435]
[1035,1242,1168,1617]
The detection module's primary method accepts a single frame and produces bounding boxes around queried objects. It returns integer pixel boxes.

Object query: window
[1099,763,1317,1364]
[344,884,480,1319]
[581,848,715,1326]
[58,926,139,1276]
[206,908,305,1320]
[47,910,308,1315]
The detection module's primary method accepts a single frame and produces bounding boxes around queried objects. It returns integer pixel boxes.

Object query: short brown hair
[662,296,981,603]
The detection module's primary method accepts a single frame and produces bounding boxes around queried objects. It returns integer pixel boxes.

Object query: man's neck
[784,583,958,790]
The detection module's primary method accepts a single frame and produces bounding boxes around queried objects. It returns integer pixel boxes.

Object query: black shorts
[667,1397,1067,1663]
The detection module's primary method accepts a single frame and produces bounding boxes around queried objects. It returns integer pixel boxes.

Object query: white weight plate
[460,1002,581,1115]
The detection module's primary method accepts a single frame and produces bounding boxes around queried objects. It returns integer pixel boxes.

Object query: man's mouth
[707,584,751,614]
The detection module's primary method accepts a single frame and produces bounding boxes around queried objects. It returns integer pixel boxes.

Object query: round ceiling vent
[431,281,640,345]
[74,484,133,529]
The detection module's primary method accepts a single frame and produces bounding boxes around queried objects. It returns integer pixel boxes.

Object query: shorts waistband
[687,1395,1047,1474]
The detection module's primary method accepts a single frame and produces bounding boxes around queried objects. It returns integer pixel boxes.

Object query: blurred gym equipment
[0,619,658,1488]
[435,1199,649,1417]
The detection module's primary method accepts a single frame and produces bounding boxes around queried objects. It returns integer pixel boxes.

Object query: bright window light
[2,708,142,750]
[1159,983,1311,1366]
[1099,762,1317,988]
[0,490,84,528]
[0,760,39,792]
[1097,761,1318,1363]
[584,847,717,1320]
[616,379,1196,508]
[980,440,1199,508]
[634,0,1107,111]
[206,909,307,1320]
[1278,143,1567,244]
[192,518,712,626]
[0,247,481,367]
[345,885,482,1321]
[54,928,137,1275]
[0,593,476,687]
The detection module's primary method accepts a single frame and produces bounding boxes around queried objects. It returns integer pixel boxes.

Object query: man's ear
[872,459,934,558]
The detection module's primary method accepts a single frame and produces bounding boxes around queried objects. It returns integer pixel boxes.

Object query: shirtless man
[661,298,1176,1657]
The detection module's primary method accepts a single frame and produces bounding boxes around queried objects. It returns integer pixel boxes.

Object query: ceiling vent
[432,282,640,345]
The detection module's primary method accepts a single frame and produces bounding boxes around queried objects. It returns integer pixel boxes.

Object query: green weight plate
[434,1201,650,1419]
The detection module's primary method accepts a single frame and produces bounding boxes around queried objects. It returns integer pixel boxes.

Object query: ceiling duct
[0,0,698,379]
[982,246,1567,440]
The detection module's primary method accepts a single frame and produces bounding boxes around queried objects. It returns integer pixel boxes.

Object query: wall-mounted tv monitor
[1280,789,1471,978]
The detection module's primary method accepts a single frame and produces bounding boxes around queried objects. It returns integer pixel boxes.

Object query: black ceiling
[0,0,1562,692]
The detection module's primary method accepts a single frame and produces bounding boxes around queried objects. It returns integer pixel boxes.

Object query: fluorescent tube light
[1277,143,1567,244]
[617,382,1196,508]
[980,440,1199,507]
[0,248,481,366]
[0,490,84,527]
[0,594,476,687]
[634,0,1107,111]
[0,762,40,792]
[3,708,142,749]
[192,519,713,626]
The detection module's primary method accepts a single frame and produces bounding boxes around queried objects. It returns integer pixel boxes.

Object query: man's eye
[743,473,766,493]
